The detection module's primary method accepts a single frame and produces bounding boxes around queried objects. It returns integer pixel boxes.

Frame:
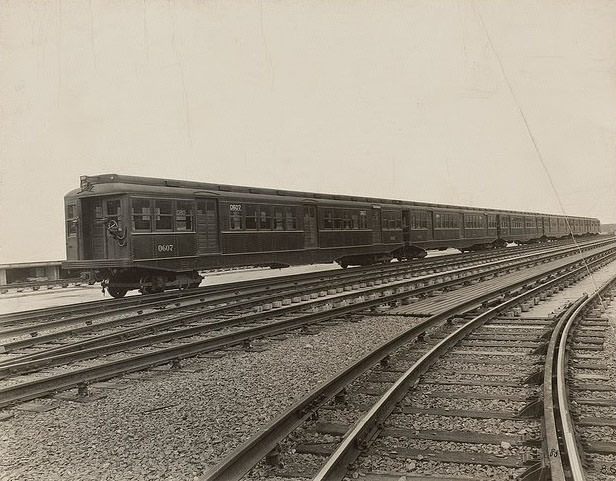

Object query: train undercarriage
[336,245,429,268]
[84,268,203,298]
[84,235,590,297]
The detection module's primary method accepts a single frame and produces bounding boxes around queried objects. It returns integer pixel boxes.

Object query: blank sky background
[1,0,615,263]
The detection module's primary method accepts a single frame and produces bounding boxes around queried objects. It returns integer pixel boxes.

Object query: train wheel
[108,287,128,298]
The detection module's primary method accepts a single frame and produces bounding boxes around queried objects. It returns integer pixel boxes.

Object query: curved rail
[201,244,616,481]
[311,257,612,481]
[544,271,616,480]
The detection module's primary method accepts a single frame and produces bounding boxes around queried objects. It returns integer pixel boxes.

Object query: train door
[496,214,502,238]
[372,207,382,244]
[402,210,411,244]
[196,198,220,254]
[303,205,318,248]
[424,211,433,240]
[65,202,80,260]
[81,197,105,259]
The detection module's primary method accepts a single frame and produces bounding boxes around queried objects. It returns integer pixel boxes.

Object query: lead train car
[63,174,601,297]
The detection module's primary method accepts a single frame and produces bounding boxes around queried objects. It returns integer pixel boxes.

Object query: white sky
[1,0,615,263]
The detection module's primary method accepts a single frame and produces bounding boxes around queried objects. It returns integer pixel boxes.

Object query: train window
[410,212,428,230]
[66,221,77,237]
[333,210,344,229]
[487,215,497,229]
[285,207,297,230]
[155,200,173,231]
[229,204,243,230]
[245,205,258,230]
[107,200,121,218]
[453,214,459,228]
[176,201,193,231]
[382,212,390,230]
[525,217,535,229]
[273,208,284,231]
[323,210,333,229]
[352,213,359,229]
[343,211,352,230]
[381,211,400,230]
[132,199,152,232]
[466,214,483,229]
[359,211,368,229]
[106,200,122,231]
[436,213,460,229]
[259,206,272,230]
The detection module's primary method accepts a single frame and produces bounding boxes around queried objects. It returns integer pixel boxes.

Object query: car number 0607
[158,244,174,252]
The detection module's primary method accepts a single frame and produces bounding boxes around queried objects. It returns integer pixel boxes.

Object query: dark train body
[63,174,601,297]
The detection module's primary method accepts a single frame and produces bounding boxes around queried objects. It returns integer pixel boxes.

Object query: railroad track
[201,241,616,481]
[1,240,608,367]
[0,278,83,293]
[0,239,611,409]
[0,238,595,328]
[0,265,265,295]
[544,276,616,480]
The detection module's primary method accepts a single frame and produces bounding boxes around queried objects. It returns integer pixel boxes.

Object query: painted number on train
[157,244,174,252]
[229,204,242,212]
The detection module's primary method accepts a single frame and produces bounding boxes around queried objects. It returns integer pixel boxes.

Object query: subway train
[62,174,601,297]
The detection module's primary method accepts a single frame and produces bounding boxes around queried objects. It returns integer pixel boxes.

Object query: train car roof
[69,174,599,222]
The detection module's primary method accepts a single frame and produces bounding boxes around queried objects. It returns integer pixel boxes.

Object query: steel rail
[0,238,605,327]
[557,303,588,481]
[1,237,605,347]
[0,258,558,376]
[1,278,82,290]
[199,249,615,481]
[2,241,612,375]
[311,254,613,481]
[0,245,612,410]
[543,298,587,481]
[0,245,485,325]
[555,274,616,480]
[0,247,500,333]
[543,271,616,481]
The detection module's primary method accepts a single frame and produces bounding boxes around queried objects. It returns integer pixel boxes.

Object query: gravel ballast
[0,314,422,480]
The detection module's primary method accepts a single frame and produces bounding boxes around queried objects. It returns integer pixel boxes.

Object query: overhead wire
[471,1,608,311]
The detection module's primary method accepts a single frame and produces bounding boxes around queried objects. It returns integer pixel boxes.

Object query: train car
[63,174,600,297]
